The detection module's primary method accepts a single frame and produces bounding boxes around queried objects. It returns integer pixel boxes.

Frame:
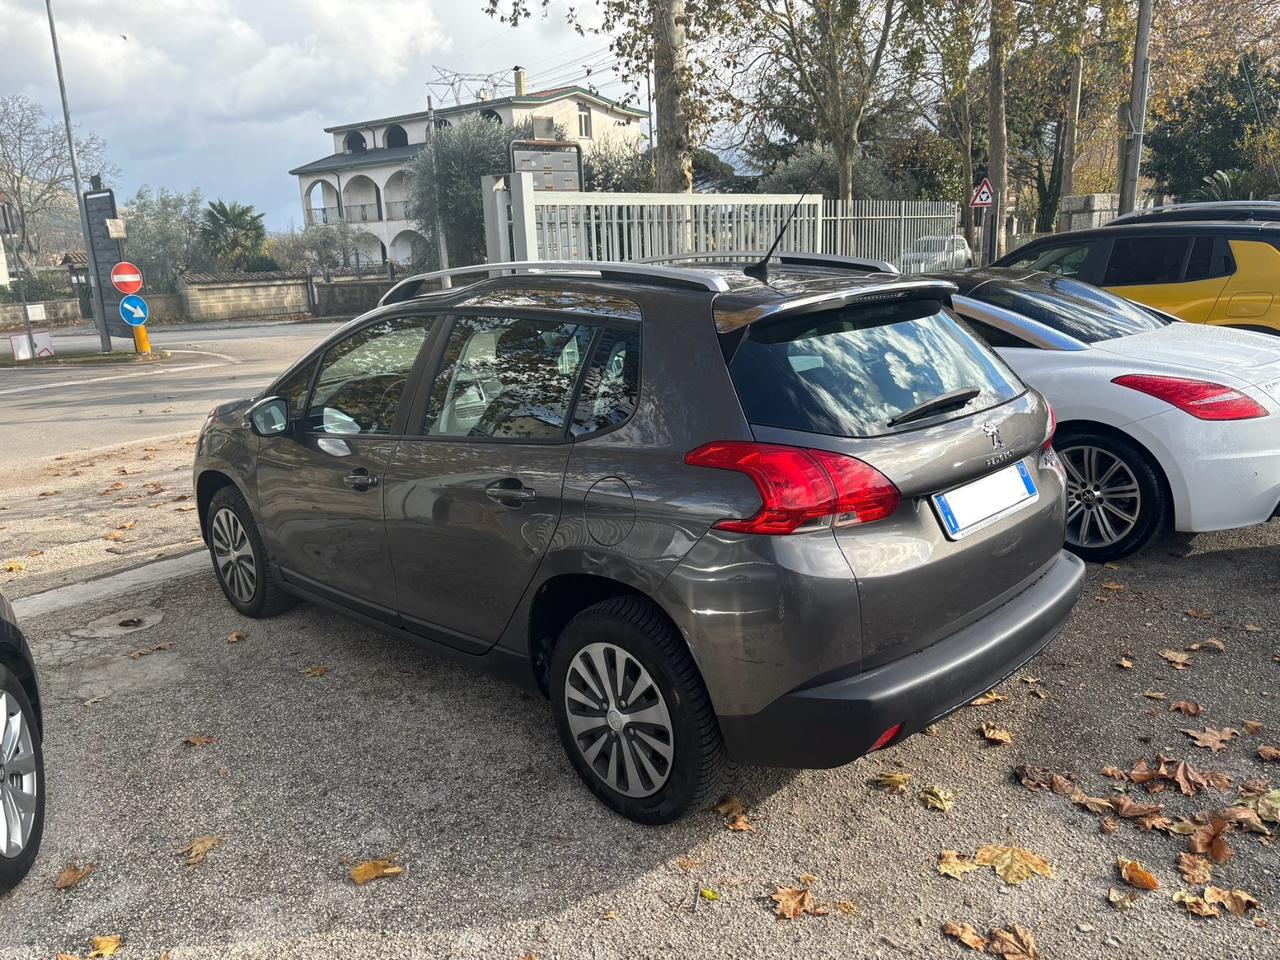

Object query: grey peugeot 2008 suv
[193,256,1085,824]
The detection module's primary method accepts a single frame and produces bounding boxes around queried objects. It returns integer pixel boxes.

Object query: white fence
[482,173,959,270]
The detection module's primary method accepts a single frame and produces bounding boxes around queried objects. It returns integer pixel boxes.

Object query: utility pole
[1118,0,1153,215]
[45,0,111,352]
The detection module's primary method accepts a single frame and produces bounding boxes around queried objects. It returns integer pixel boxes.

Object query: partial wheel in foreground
[206,485,295,618]
[550,597,725,824]
[0,666,43,895]
[1058,429,1167,562]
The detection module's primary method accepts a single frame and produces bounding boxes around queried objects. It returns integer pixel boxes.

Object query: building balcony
[385,200,410,221]
[344,203,381,223]
[306,206,340,226]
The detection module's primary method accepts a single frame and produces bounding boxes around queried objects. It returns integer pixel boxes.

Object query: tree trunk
[835,140,855,205]
[987,0,1012,261]
[652,0,692,193]
[1060,50,1083,213]
[960,103,975,249]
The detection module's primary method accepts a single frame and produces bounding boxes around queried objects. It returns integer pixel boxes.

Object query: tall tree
[0,94,114,260]
[122,186,212,293]
[986,0,1013,258]
[199,200,267,271]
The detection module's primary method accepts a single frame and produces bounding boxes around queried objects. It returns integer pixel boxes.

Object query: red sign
[111,261,143,295]
[969,178,994,208]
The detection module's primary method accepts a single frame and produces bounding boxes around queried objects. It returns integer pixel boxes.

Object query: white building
[289,67,647,265]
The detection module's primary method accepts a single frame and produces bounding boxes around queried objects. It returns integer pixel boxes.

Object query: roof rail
[641,250,899,275]
[378,259,731,306]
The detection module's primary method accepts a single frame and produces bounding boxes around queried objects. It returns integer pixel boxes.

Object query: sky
[0,0,635,229]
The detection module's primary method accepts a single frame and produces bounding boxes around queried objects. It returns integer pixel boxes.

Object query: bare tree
[0,95,114,261]
[987,0,1013,258]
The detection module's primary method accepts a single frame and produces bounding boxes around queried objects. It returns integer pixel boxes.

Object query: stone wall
[0,299,82,331]
[179,275,309,322]
[1060,193,1120,232]
[315,279,392,317]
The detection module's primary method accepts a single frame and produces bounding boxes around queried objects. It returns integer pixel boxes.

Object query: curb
[13,550,208,621]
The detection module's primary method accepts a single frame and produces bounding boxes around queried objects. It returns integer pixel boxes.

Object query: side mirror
[247,396,291,437]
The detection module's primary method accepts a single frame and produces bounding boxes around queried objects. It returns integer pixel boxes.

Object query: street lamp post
[44,0,112,353]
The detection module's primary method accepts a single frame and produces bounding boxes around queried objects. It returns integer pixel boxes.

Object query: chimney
[514,65,527,97]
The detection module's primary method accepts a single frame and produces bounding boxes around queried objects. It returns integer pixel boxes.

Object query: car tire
[0,665,44,896]
[1056,428,1167,562]
[206,485,295,618]
[550,597,726,825]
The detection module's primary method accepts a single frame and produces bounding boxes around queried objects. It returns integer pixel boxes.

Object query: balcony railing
[345,202,381,223]
[385,200,411,221]
[306,206,340,226]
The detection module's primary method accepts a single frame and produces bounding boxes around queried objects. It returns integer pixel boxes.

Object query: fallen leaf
[1259,745,1280,762]
[53,863,95,890]
[38,490,61,497]
[602,909,618,920]
[971,690,1006,706]
[699,887,720,901]
[1159,649,1192,669]
[1013,765,1074,792]
[833,900,857,916]
[1184,727,1238,752]
[3,561,25,573]
[1030,688,1048,700]
[1171,760,1220,797]
[227,630,248,644]
[1189,820,1235,865]
[771,885,822,920]
[1186,608,1212,619]
[1117,656,1134,669]
[1242,721,1263,735]
[104,530,124,542]
[1245,623,1263,632]
[1117,857,1159,891]
[1143,690,1166,701]
[974,844,1054,885]
[1109,795,1165,819]
[1071,790,1114,816]
[1214,805,1271,835]
[942,920,987,951]
[922,723,941,736]
[873,771,912,793]
[712,795,743,817]
[99,482,127,494]
[183,734,217,748]
[725,813,753,832]
[1171,701,1203,716]
[674,855,698,872]
[1101,766,1129,781]
[1187,638,1225,653]
[986,924,1039,959]
[1178,852,1213,885]
[1173,889,1220,917]
[128,642,172,660]
[87,936,122,959]
[980,722,1012,745]
[349,855,403,886]
[178,835,224,868]
[1100,816,1119,834]
[1138,813,1175,833]
[1102,580,1125,591]
[920,785,954,812]
[1204,885,1261,917]
[303,664,328,679]
[797,872,818,887]
[175,504,196,512]
[1108,886,1139,911]
[116,520,137,530]
[937,850,981,879]
[27,549,43,557]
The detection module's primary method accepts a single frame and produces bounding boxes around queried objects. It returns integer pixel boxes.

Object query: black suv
[1,591,44,893]
[194,257,1084,823]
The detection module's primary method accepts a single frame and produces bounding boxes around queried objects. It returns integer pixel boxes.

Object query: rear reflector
[868,723,902,752]
[1112,374,1268,421]
[1043,400,1057,450]
[684,441,900,535]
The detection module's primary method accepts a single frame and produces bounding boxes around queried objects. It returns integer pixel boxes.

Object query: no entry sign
[111,261,143,295]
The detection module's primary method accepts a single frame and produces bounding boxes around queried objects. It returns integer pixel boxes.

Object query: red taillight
[1112,374,1268,421]
[1043,401,1056,451]
[684,441,900,535]
[868,723,902,752]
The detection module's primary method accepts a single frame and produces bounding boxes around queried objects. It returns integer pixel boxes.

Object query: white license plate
[932,462,1038,540]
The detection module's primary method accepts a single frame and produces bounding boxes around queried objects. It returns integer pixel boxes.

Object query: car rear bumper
[716,549,1084,768]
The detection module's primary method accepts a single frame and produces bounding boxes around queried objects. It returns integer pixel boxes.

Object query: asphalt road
[0,322,344,467]
[2,524,1278,959]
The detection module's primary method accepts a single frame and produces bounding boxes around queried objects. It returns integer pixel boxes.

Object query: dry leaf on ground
[182,734,216,748]
[725,813,752,832]
[349,856,404,886]
[971,690,1006,706]
[227,630,248,644]
[699,888,720,901]
[1159,649,1192,669]
[1173,889,1220,917]
[302,664,328,678]
[937,850,981,879]
[986,924,1039,960]
[1072,790,1113,816]
[1100,816,1119,834]
[1189,820,1235,865]
[975,844,1054,885]
[942,921,987,951]
[1245,623,1263,632]
[771,885,826,919]
[1108,886,1139,911]
[1143,690,1166,701]
[980,722,1012,745]
[712,795,742,817]
[1171,701,1203,716]
[1187,638,1225,652]
[1259,745,1280,762]
[1109,795,1165,819]
[86,935,123,958]
[873,771,912,793]
[1178,853,1213,885]
[1242,721,1263,735]
[178,835,224,868]
[1186,608,1212,619]
[53,863,95,890]
[1102,580,1125,591]
[1117,857,1159,891]
[1101,765,1129,781]
[1013,765,1074,794]
[3,561,25,573]
[1117,656,1134,669]
[920,785,954,812]
[1184,727,1237,752]
[833,900,857,916]
[1204,885,1261,917]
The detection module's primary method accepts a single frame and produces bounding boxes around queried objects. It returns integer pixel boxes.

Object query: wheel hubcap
[0,691,38,859]
[563,642,674,798]
[211,507,257,604]
[1061,444,1142,549]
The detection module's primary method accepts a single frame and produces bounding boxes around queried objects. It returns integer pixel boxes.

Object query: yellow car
[993,221,1280,333]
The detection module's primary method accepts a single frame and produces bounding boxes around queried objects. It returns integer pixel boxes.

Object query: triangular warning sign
[969,178,994,208]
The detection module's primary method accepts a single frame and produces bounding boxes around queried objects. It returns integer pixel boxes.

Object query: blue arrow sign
[119,294,149,326]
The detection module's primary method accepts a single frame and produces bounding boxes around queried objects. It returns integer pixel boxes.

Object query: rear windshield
[972,275,1169,343]
[729,299,1022,438]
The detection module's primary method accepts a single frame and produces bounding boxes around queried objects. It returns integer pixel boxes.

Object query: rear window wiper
[887,386,981,427]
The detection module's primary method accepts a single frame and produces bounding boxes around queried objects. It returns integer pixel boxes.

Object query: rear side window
[1183,236,1234,281]
[729,300,1022,438]
[572,327,640,437]
[1003,242,1094,277]
[1103,236,1189,285]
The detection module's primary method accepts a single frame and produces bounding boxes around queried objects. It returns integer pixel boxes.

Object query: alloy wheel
[211,507,257,604]
[1060,444,1142,549]
[0,690,38,859]
[563,642,674,798]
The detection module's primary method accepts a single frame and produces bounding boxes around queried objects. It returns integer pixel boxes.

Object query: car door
[1099,234,1233,322]
[383,312,598,652]
[256,313,437,620]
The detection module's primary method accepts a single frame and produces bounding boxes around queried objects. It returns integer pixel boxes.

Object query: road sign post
[113,264,150,355]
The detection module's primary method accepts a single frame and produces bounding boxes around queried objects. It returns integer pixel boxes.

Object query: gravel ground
[2,525,1279,960]
[0,434,202,599]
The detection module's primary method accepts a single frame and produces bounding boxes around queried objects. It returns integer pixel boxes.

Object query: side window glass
[572,327,641,437]
[274,358,318,422]
[1184,236,1215,281]
[423,316,593,440]
[1007,243,1093,277]
[307,316,432,435]
[1103,236,1190,285]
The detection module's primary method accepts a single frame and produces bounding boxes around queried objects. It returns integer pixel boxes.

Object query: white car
[897,234,973,273]
[945,268,1280,561]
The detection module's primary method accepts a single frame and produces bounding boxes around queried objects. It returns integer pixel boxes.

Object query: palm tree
[200,199,267,270]
[1194,169,1255,202]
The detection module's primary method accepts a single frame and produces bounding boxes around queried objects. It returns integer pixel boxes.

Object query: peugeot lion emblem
[982,421,1005,450]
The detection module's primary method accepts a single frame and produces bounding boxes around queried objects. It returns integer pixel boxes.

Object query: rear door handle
[343,469,379,490]
[485,480,536,503]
